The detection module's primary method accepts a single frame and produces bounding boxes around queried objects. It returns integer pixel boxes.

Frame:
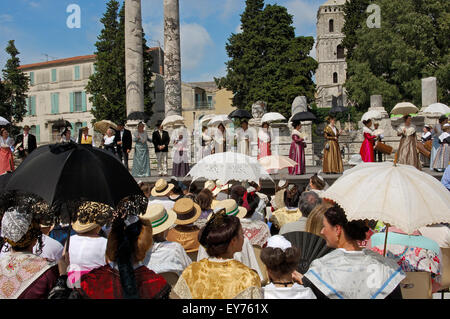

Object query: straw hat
[151,179,175,197]
[211,199,247,219]
[170,198,202,225]
[141,204,177,235]
[205,180,221,196]
[72,220,101,234]
[215,179,231,192]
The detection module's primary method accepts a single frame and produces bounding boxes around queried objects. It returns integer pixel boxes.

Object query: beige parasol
[258,155,297,171]
[391,102,419,116]
[94,120,118,134]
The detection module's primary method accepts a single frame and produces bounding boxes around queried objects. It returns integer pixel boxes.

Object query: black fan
[282,231,334,274]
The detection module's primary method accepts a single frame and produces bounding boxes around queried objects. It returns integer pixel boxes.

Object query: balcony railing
[195,101,212,109]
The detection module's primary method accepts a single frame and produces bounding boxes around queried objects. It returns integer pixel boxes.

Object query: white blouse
[67,235,107,272]
[144,241,192,276]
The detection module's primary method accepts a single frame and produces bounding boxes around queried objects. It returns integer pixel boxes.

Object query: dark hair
[140,183,152,198]
[403,114,412,122]
[292,121,301,128]
[362,119,372,126]
[439,115,448,124]
[284,184,300,208]
[170,179,183,195]
[310,174,326,190]
[260,246,301,278]
[188,182,200,195]
[230,185,246,206]
[198,214,241,258]
[324,205,368,241]
[109,220,143,299]
[244,191,260,218]
[424,126,432,132]
[196,189,213,211]
[298,191,322,218]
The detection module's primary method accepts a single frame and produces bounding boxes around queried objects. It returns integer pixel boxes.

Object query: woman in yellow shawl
[322,115,343,174]
[172,211,262,299]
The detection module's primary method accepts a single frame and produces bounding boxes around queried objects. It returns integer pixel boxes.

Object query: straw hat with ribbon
[141,204,177,235]
[151,179,175,197]
[170,198,202,225]
[72,220,101,234]
[204,180,221,197]
[215,179,231,192]
[211,199,247,219]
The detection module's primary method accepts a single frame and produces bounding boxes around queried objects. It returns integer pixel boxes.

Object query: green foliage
[216,0,317,118]
[342,0,450,112]
[86,0,153,124]
[1,40,29,123]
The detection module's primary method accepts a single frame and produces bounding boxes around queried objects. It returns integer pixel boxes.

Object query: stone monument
[249,101,267,127]
[291,96,308,115]
[164,0,182,116]
[125,0,145,119]
[421,77,437,110]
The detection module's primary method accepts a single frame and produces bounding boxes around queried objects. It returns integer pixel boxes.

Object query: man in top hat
[15,125,37,160]
[152,121,170,176]
[77,126,96,147]
[115,121,132,169]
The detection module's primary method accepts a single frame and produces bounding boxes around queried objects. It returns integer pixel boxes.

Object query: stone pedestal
[164,0,182,116]
[125,0,145,117]
[368,95,389,118]
[421,77,437,110]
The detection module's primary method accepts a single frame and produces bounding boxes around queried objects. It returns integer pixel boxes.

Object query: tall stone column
[125,0,145,117]
[164,0,182,116]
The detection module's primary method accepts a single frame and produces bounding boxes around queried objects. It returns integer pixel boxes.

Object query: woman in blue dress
[132,122,152,177]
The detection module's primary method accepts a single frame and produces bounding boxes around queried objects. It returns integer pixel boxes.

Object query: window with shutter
[82,91,87,112]
[31,96,36,116]
[51,69,57,82]
[70,92,74,113]
[29,72,35,85]
[74,66,80,80]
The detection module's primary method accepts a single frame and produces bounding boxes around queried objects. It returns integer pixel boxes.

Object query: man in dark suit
[15,125,37,159]
[152,120,170,176]
[115,121,133,169]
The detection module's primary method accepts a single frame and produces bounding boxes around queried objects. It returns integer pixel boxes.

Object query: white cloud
[221,0,242,20]
[143,20,164,48]
[29,1,40,8]
[284,0,319,35]
[235,24,242,34]
[180,23,213,71]
[0,14,13,23]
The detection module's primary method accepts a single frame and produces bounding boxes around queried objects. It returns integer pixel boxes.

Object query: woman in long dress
[213,123,227,153]
[360,119,377,162]
[201,126,212,158]
[235,120,251,156]
[172,126,190,177]
[396,115,421,170]
[431,123,449,172]
[258,122,271,160]
[430,115,447,171]
[0,128,15,175]
[132,122,151,177]
[322,116,343,174]
[288,121,306,175]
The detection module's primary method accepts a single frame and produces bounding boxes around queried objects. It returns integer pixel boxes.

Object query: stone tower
[315,0,347,108]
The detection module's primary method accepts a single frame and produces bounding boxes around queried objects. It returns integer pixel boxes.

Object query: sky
[0,0,321,83]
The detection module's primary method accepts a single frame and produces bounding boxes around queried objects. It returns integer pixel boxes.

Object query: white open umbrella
[422,103,450,115]
[187,152,273,184]
[207,114,232,127]
[322,162,450,234]
[361,110,382,122]
[162,115,184,127]
[0,117,10,126]
[258,155,296,171]
[199,114,215,126]
[391,102,419,116]
[261,112,286,124]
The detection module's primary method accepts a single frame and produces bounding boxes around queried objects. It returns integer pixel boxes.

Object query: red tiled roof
[19,47,161,70]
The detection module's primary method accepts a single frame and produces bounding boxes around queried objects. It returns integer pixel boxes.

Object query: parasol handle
[383,225,390,257]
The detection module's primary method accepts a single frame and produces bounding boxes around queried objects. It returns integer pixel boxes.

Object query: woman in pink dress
[257,122,272,160]
[288,121,306,175]
[0,128,15,175]
[360,119,377,162]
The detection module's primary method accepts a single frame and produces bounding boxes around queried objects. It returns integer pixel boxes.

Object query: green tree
[1,40,29,123]
[216,0,317,117]
[86,0,153,124]
[342,0,450,112]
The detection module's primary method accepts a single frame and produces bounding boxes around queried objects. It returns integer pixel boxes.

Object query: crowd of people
[0,169,448,299]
